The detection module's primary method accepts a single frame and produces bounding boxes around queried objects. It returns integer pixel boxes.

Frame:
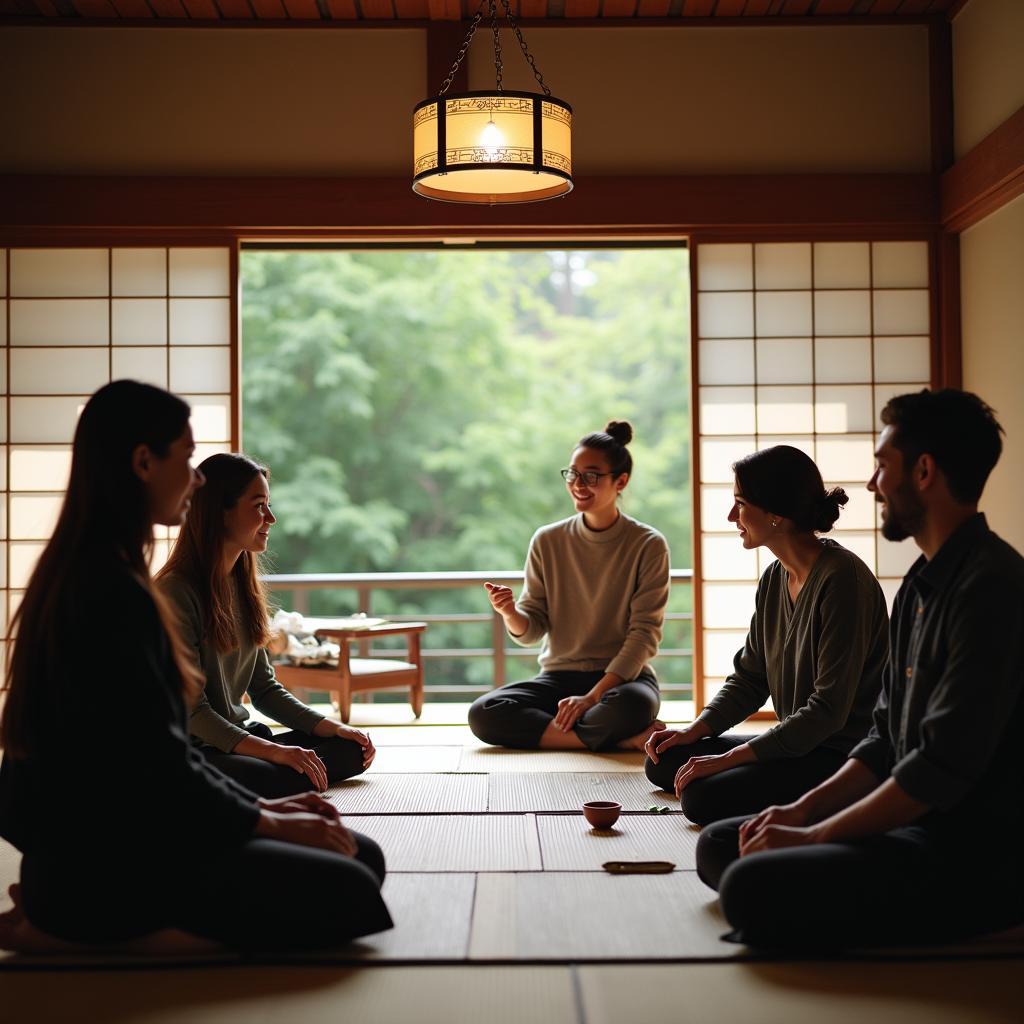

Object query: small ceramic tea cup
[583,801,622,829]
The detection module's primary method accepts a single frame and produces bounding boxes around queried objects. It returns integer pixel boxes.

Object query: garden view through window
[240,246,693,701]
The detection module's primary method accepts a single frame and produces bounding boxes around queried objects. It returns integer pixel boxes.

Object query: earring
[771,518,778,527]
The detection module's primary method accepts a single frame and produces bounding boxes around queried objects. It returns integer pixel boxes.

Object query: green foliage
[241,247,692,689]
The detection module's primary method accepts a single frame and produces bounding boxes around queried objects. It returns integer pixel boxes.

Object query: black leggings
[21,831,392,952]
[696,815,1024,950]
[468,670,660,752]
[644,734,847,826]
[199,722,366,799]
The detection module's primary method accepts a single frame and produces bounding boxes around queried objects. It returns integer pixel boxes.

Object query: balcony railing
[263,569,694,700]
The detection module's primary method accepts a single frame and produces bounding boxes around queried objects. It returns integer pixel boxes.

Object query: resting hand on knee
[674,743,755,799]
[313,719,376,769]
[258,792,340,820]
[739,802,811,853]
[645,720,711,764]
[554,693,597,732]
[256,809,357,857]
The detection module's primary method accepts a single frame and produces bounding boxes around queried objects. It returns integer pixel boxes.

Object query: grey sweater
[698,540,888,761]
[512,512,671,681]
[160,573,324,753]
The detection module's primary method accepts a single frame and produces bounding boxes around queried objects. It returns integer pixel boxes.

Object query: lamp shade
[412,90,573,205]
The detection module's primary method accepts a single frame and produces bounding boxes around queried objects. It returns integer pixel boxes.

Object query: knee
[695,817,743,891]
[717,857,767,938]
[352,832,386,884]
[468,692,507,745]
[679,779,720,827]
[644,755,675,793]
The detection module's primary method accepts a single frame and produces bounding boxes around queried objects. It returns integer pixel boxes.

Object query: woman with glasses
[468,420,670,752]
[157,453,375,799]
[644,445,888,826]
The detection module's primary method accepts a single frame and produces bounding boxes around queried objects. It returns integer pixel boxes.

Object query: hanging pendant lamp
[412,0,573,205]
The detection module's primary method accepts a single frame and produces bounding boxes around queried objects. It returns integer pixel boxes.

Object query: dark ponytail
[733,445,848,534]
[577,419,634,477]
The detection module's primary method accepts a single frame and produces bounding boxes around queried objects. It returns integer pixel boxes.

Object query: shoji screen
[2,246,234,645]
[696,241,931,707]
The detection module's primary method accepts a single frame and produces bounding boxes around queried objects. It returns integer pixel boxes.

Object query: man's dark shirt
[850,514,1024,833]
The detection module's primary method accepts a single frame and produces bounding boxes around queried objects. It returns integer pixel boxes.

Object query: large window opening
[240,245,693,701]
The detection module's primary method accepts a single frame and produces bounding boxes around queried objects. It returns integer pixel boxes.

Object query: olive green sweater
[160,573,324,753]
[698,540,888,761]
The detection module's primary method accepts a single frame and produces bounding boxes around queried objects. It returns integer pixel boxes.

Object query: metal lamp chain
[438,0,487,96]
[490,0,504,93]
[499,0,552,96]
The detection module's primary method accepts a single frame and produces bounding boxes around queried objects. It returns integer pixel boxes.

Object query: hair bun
[604,420,634,446]
[814,487,848,533]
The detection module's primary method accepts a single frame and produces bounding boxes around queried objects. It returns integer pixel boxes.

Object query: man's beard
[879,479,926,542]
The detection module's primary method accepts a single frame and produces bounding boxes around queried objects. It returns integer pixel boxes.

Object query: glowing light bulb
[480,118,504,160]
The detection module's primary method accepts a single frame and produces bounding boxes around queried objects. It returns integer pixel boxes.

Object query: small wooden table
[274,619,427,724]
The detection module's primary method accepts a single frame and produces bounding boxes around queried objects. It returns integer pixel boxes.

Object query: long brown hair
[1,380,204,759]
[157,453,272,653]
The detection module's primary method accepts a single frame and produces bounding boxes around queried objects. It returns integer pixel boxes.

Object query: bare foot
[619,720,666,751]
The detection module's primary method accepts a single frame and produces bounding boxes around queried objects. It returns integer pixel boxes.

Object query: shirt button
[905,667,913,678]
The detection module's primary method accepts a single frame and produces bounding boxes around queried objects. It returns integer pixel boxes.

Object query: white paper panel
[10,348,109,396]
[112,248,167,297]
[193,441,233,465]
[874,383,928,423]
[170,346,231,394]
[757,547,776,576]
[0,399,6,443]
[112,299,167,346]
[10,541,46,589]
[873,290,929,335]
[699,387,756,435]
[755,435,815,459]
[701,534,758,581]
[756,386,814,434]
[10,397,85,443]
[11,249,108,297]
[755,337,812,384]
[10,299,108,346]
[698,339,754,385]
[813,241,870,289]
[872,241,928,288]
[0,249,6,296]
[830,530,875,570]
[112,347,168,389]
[10,494,62,541]
[702,582,757,629]
[169,248,230,297]
[814,337,872,384]
[814,385,874,434]
[698,292,753,339]
[700,485,737,533]
[0,445,7,490]
[704,630,748,678]
[699,437,755,484]
[755,291,812,337]
[183,394,231,443]
[877,534,921,577]
[828,484,875,530]
[149,539,173,574]
[697,244,752,291]
[754,243,811,290]
[874,335,930,383]
[0,301,7,347]
[0,503,6,541]
[10,446,72,491]
[169,298,231,346]
[879,577,903,612]
[815,435,875,482]
[814,290,871,336]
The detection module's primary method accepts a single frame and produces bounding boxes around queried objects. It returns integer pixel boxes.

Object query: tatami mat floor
[2,706,1021,1023]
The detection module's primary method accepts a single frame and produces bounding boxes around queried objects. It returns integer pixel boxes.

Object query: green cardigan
[159,572,324,753]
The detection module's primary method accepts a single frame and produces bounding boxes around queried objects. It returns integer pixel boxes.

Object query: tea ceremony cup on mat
[583,801,622,829]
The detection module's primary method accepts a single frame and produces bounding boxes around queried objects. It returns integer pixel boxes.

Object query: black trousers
[643,734,847,826]
[21,832,392,952]
[696,815,1024,950]
[468,670,660,752]
[199,721,366,799]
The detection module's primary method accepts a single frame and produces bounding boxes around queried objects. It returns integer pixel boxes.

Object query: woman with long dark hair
[644,445,888,826]
[157,452,373,798]
[469,420,670,751]
[0,381,391,955]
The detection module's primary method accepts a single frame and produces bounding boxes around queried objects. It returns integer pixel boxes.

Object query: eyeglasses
[561,468,614,487]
